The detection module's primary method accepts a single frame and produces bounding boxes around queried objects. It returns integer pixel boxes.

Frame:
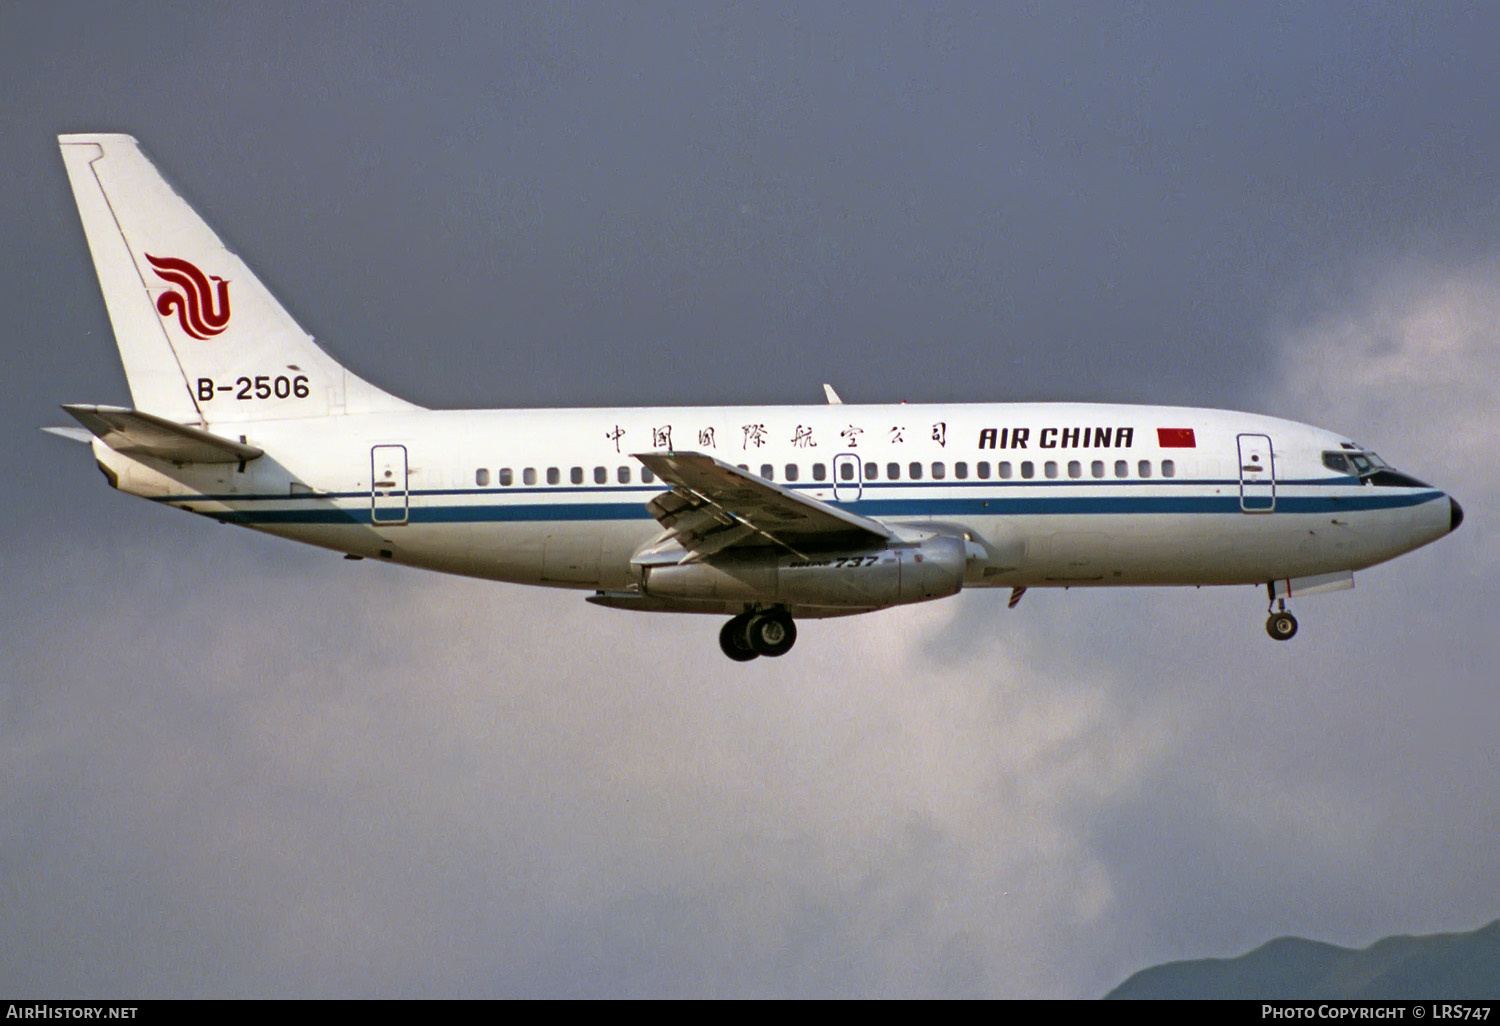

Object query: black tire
[747,611,797,657]
[720,616,759,661]
[1266,612,1299,641]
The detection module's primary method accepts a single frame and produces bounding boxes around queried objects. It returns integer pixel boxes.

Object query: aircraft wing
[633,450,892,557]
[62,404,263,464]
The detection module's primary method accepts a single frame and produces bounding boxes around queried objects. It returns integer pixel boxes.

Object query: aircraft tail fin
[57,133,417,424]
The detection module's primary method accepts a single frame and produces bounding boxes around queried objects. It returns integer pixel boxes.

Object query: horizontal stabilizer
[62,404,263,464]
[42,426,94,444]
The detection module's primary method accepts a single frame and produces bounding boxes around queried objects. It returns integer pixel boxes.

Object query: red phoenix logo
[145,253,231,340]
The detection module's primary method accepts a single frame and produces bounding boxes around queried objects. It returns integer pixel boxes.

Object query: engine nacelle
[640,534,967,610]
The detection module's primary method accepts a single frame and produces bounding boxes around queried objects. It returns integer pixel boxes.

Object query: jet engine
[639,533,967,610]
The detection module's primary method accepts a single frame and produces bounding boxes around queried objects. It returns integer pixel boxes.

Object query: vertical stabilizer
[58,133,416,422]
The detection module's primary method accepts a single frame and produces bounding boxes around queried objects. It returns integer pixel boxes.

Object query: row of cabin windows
[474,459,1177,487]
[474,466,660,487]
[848,459,1175,482]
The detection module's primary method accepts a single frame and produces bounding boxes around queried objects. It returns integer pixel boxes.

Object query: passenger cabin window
[570,467,584,485]
[998,462,1012,480]
[547,468,560,485]
[1020,461,1034,479]
[760,464,774,480]
[908,462,923,481]
[839,462,855,481]
[1114,460,1128,479]
[864,461,878,480]
[1091,460,1105,479]
[977,461,991,480]
[523,468,537,486]
[475,468,490,486]
[617,466,631,484]
[1138,460,1152,478]
[594,466,607,484]
[955,462,968,480]
[1045,461,1059,479]
[785,464,800,482]
[1162,459,1176,478]
[499,468,513,486]
[1067,460,1082,479]
[812,463,827,482]
[887,462,901,480]
[642,468,655,484]
[932,462,946,480]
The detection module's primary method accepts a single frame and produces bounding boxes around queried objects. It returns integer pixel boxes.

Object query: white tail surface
[58,133,417,423]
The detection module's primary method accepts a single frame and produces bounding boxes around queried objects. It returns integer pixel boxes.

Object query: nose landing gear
[1265,597,1298,641]
[718,608,798,661]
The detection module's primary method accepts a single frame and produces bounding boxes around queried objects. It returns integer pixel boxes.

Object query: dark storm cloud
[11,4,1500,414]
[3,1,1498,998]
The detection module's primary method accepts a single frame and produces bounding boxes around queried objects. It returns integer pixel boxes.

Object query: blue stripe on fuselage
[199,488,1445,526]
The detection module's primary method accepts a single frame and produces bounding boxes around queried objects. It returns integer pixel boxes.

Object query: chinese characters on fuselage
[627,422,1139,453]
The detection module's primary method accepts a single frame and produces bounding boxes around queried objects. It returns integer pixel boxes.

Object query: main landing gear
[719,608,798,661]
[1265,596,1299,641]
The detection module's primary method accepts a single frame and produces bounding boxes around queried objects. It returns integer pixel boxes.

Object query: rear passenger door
[371,445,409,524]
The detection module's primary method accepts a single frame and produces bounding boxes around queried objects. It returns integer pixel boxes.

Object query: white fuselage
[55,132,1461,656]
[94,400,1454,609]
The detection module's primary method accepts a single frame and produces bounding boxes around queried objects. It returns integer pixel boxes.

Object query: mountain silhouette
[1106,919,1500,999]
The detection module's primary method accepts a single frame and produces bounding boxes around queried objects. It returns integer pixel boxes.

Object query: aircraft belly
[958,509,1425,588]
[542,532,600,583]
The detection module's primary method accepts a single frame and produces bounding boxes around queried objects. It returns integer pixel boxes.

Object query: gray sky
[2,1,1497,998]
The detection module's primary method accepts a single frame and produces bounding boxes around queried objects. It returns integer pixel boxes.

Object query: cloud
[6,247,1498,997]
[1081,250,1500,980]
[3,529,1190,997]
[1272,254,1500,501]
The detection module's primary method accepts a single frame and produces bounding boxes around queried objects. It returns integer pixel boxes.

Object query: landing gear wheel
[746,610,797,658]
[1266,611,1299,641]
[720,616,759,661]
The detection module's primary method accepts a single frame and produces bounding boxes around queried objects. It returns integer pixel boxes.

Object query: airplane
[48,133,1463,661]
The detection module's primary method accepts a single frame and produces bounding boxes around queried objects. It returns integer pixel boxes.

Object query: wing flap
[62,404,263,464]
[633,450,891,555]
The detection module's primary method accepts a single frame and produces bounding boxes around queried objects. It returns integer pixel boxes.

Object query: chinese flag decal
[1157,428,1197,448]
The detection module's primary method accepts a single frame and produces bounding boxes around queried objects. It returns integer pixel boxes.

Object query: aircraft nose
[1450,496,1464,533]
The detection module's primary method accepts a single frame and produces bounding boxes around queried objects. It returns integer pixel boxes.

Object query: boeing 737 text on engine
[49,134,1463,661]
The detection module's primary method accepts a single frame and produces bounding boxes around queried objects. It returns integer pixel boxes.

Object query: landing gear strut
[1265,596,1298,641]
[718,609,798,661]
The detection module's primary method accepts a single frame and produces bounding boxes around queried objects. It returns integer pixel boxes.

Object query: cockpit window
[1325,448,1428,488]
[1366,468,1432,488]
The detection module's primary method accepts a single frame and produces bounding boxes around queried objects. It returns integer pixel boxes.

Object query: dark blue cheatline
[203,489,1446,526]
